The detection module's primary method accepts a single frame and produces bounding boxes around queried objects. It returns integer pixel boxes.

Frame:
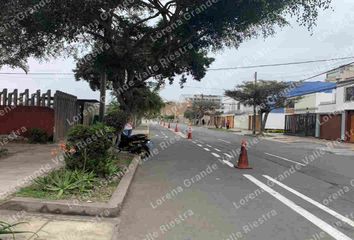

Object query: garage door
[320,114,341,140]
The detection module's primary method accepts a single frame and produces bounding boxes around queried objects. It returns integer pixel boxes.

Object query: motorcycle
[117,132,152,157]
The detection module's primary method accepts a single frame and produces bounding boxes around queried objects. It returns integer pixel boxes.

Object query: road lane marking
[263,175,354,228]
[192,141,196,144]
[206,144,212,147]
[211,153,220,158]
[223,160,234,168]
[204,148,210,152]
[224,153,233,158]
[265,153,306,166]
[218,139,231,144]
[197,144,203,147]
[214,148,221,152]
[244,175,352,240]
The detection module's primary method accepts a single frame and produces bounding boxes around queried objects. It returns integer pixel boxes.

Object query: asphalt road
[116,123,354,240]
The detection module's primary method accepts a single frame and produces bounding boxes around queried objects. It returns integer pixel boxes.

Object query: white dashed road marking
[264,175,354,228]
[204,148,211,152]
[218,139,231,144]
[223,160,234,168]
[197,144,203,147]
[224,153,233,159]
[244,175,352,240]
[206,144,212,148]
[214,148,221,152]
[211,153,220,158]
[265,153,306,167]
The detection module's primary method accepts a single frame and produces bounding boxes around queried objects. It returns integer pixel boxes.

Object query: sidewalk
[0,210,116,240]
[0,143,63,201]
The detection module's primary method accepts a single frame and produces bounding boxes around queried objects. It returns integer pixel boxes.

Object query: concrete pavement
[0,143,63,201]
[115,123,354,240]
[0,210,117,240]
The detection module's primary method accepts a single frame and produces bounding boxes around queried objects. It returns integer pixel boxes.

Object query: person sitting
[123,120,133,137]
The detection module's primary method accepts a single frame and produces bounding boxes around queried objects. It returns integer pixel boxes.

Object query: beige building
[326,64,354,82]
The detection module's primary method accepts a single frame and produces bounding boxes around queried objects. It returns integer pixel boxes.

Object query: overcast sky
[1,0,354,102]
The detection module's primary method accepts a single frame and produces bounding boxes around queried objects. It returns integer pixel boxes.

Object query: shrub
[103,159,121,177]
[28,128,49,144]
[34,169,96,198]
[104,110,129,134]
[64,124,115,176]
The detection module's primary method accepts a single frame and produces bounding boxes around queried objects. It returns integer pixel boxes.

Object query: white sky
[1,0,353,102]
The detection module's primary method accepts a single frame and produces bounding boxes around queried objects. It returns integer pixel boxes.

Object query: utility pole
[99,72,107,122]
[252,72,257,135]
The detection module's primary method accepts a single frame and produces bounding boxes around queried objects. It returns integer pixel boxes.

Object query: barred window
[345,86,354,102]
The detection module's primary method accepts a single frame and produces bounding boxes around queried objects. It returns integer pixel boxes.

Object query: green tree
[141,90,165,119]
[184,108,197,122]
[225,80,300,134]
[184,99,220,124]
[1,0,331,86]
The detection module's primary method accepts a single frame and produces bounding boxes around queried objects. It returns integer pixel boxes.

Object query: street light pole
[253,72,257,135]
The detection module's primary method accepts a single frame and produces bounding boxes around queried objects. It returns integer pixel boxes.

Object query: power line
[207,56,354,71]
[298,61,354,82]
[0,72,74,75]
[0,56,354,75]
[182,61,354,92]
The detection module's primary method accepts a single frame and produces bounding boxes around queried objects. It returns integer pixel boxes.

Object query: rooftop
[287,81,336,98]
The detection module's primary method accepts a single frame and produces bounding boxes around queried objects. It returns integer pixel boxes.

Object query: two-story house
[318,79,354,142]
[285,82,337,137]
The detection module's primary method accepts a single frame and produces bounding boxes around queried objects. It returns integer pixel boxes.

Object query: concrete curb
[0,156,141,218]
[163,126,187,139]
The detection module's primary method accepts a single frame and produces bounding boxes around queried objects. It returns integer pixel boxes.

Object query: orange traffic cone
[187,126,192,139]
[235,140,252,169]
[175,123,179,132]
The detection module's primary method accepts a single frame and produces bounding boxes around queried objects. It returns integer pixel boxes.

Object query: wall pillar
[341,111,346,141]
[315,114,320,138]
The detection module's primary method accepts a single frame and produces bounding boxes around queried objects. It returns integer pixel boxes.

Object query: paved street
[116,123,354,240]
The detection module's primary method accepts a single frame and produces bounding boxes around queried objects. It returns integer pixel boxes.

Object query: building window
[345,86,354,102]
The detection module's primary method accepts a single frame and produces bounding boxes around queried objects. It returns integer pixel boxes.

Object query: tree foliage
[1,0,331,75]
[0,0,331,117]
[225,80,300,133]
[184,99,220,123]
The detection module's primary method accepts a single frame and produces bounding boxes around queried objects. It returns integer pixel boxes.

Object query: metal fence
[285,113,317,137]
[53,91,78,141]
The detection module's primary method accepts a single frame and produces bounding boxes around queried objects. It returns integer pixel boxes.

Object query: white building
[318,79,354,142]
[285,82,337,137]
[219,97,285,130]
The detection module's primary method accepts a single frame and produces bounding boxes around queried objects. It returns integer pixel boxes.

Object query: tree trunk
[99,72,107,122]
[261,112,270,135]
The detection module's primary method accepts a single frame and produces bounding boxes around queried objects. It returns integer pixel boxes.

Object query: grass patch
[265,129,285,134]
[15,153,134,202]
